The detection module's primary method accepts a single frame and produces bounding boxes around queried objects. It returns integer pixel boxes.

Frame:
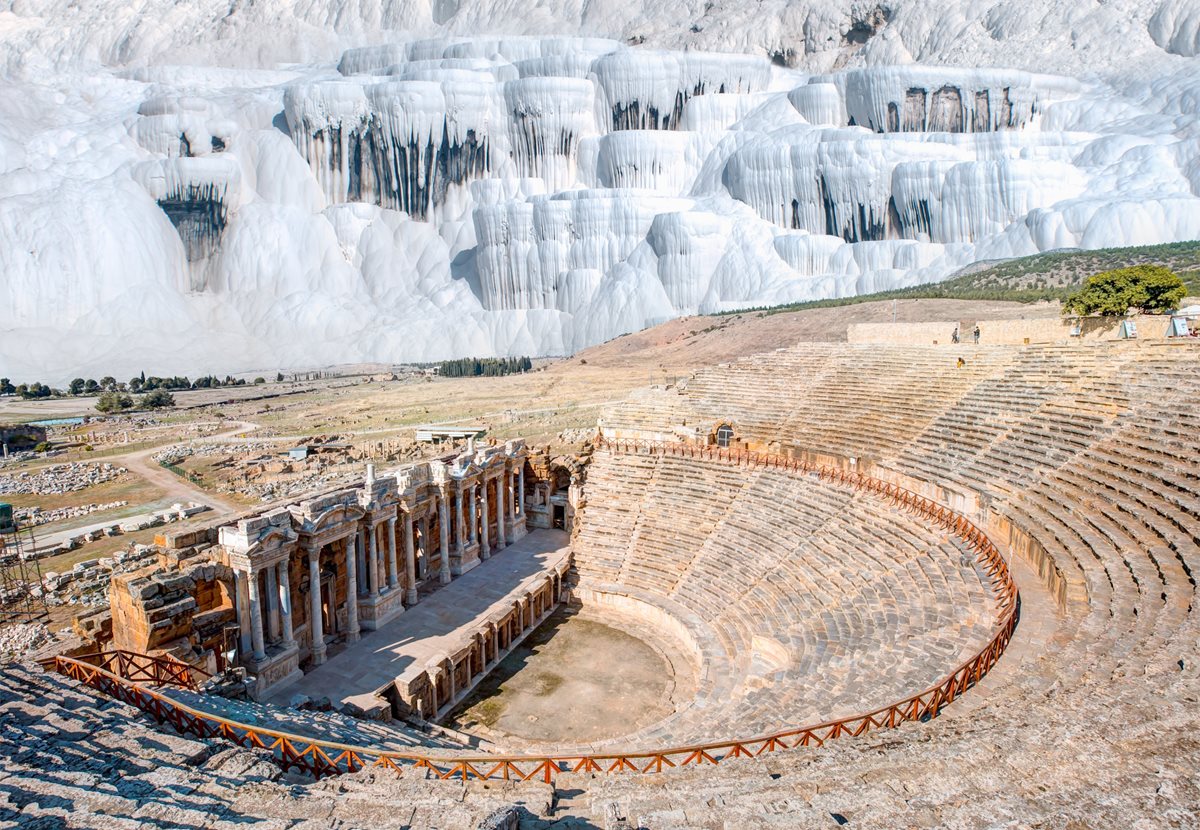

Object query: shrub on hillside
[95,391,133,413]
[139,389,176,409]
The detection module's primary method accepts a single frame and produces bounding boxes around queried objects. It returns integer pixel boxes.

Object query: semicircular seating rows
[591,341,1200,812]
[600,341,1200,690]
[567,449,1006,750]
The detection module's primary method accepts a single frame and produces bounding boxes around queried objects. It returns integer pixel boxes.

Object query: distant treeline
[0,371,299,400]
[436,357,533,378]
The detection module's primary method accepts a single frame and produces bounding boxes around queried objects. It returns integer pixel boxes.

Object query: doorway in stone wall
[553,504,566,530]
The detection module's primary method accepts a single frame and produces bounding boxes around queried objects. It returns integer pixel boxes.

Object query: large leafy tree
[1063,265,1187,317]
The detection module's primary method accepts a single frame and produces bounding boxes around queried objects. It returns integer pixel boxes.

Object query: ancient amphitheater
[3,338,1199,829]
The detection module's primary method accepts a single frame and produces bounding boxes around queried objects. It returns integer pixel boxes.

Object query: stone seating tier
[600,340,1200,731]
[569,450,1003,748]
[0,663,540,829]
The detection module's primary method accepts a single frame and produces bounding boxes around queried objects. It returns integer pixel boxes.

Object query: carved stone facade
[524,449,587,534]
[106,439,535,700]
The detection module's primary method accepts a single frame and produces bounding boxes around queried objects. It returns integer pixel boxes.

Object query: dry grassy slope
[569,298,1060,371]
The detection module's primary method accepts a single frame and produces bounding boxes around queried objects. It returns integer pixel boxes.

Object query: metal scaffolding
[1,505,49,623]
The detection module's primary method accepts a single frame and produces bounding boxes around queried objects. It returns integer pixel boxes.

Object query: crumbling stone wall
[108,550,236,671]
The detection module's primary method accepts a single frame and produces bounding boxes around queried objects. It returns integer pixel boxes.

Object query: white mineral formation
[0,2,1197,377]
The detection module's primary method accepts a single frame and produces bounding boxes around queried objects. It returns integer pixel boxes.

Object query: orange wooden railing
[40,649,212,690]
[45,440,1019,783]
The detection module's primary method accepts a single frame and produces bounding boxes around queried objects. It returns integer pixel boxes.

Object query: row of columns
[241,464,529,669]
[418,567,561,718]
[244,558,294,663]
[355,517,403,599]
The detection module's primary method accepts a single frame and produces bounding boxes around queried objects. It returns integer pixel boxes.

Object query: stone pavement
[269,528,571,712]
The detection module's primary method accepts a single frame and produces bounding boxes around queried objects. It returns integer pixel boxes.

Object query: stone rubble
[0,462,126,495]
[153,440,284,466]
[0,448,61,468]
[0,622,52,663]
[14,500,129,527]
[36,544,158,609]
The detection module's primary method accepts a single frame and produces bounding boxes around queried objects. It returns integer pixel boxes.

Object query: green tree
[139,389,176,409]
[253,377,265,384]
[95,391,134,413]
[83,379,101,395]
[1063,265,1187,317]
[99,376,117,390]
[68,378,86,395]
[0,378,13,395]
[275,372,284,382]
[18,383,51,399]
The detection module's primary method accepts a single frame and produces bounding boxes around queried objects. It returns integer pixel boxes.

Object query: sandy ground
[446,606,676,745]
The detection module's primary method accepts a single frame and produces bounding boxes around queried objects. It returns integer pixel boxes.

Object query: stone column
[358,526,368,597]
[496,476,507,550]
[504,469,515,536]
[234,570,252,657]
[247,568,267,661]
[454,483,465,559]
[518,463,525,516]
[420,515,430,579]
[278,560,294,647]
[507,469,515,520]
[469,486,478,545]
[308,545,326,665]
[480,479,490,560]
[386,516,399,590]
[265,564,281,643]
[404,512,417,605]
[367,522,380,599]
[345,533,360,643]
[438,488,452,585]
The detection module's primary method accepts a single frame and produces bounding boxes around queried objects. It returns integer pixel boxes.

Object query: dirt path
[117,421,255,516]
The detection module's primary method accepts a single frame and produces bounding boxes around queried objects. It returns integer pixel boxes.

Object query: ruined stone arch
[243,526,297,557]
[306,504,366,535]
[711,422,738,448]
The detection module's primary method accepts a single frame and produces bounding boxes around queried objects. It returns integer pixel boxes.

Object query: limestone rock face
[0,5,1198,377]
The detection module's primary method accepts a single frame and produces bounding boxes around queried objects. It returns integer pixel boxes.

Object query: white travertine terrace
[0,4,1198,378]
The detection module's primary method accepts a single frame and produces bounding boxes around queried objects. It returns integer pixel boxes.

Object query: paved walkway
[268,528,571,710]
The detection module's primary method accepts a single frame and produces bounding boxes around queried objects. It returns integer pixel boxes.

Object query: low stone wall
[571,587,706,679]
[847,313,1180,346]
[391,556,571,722]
